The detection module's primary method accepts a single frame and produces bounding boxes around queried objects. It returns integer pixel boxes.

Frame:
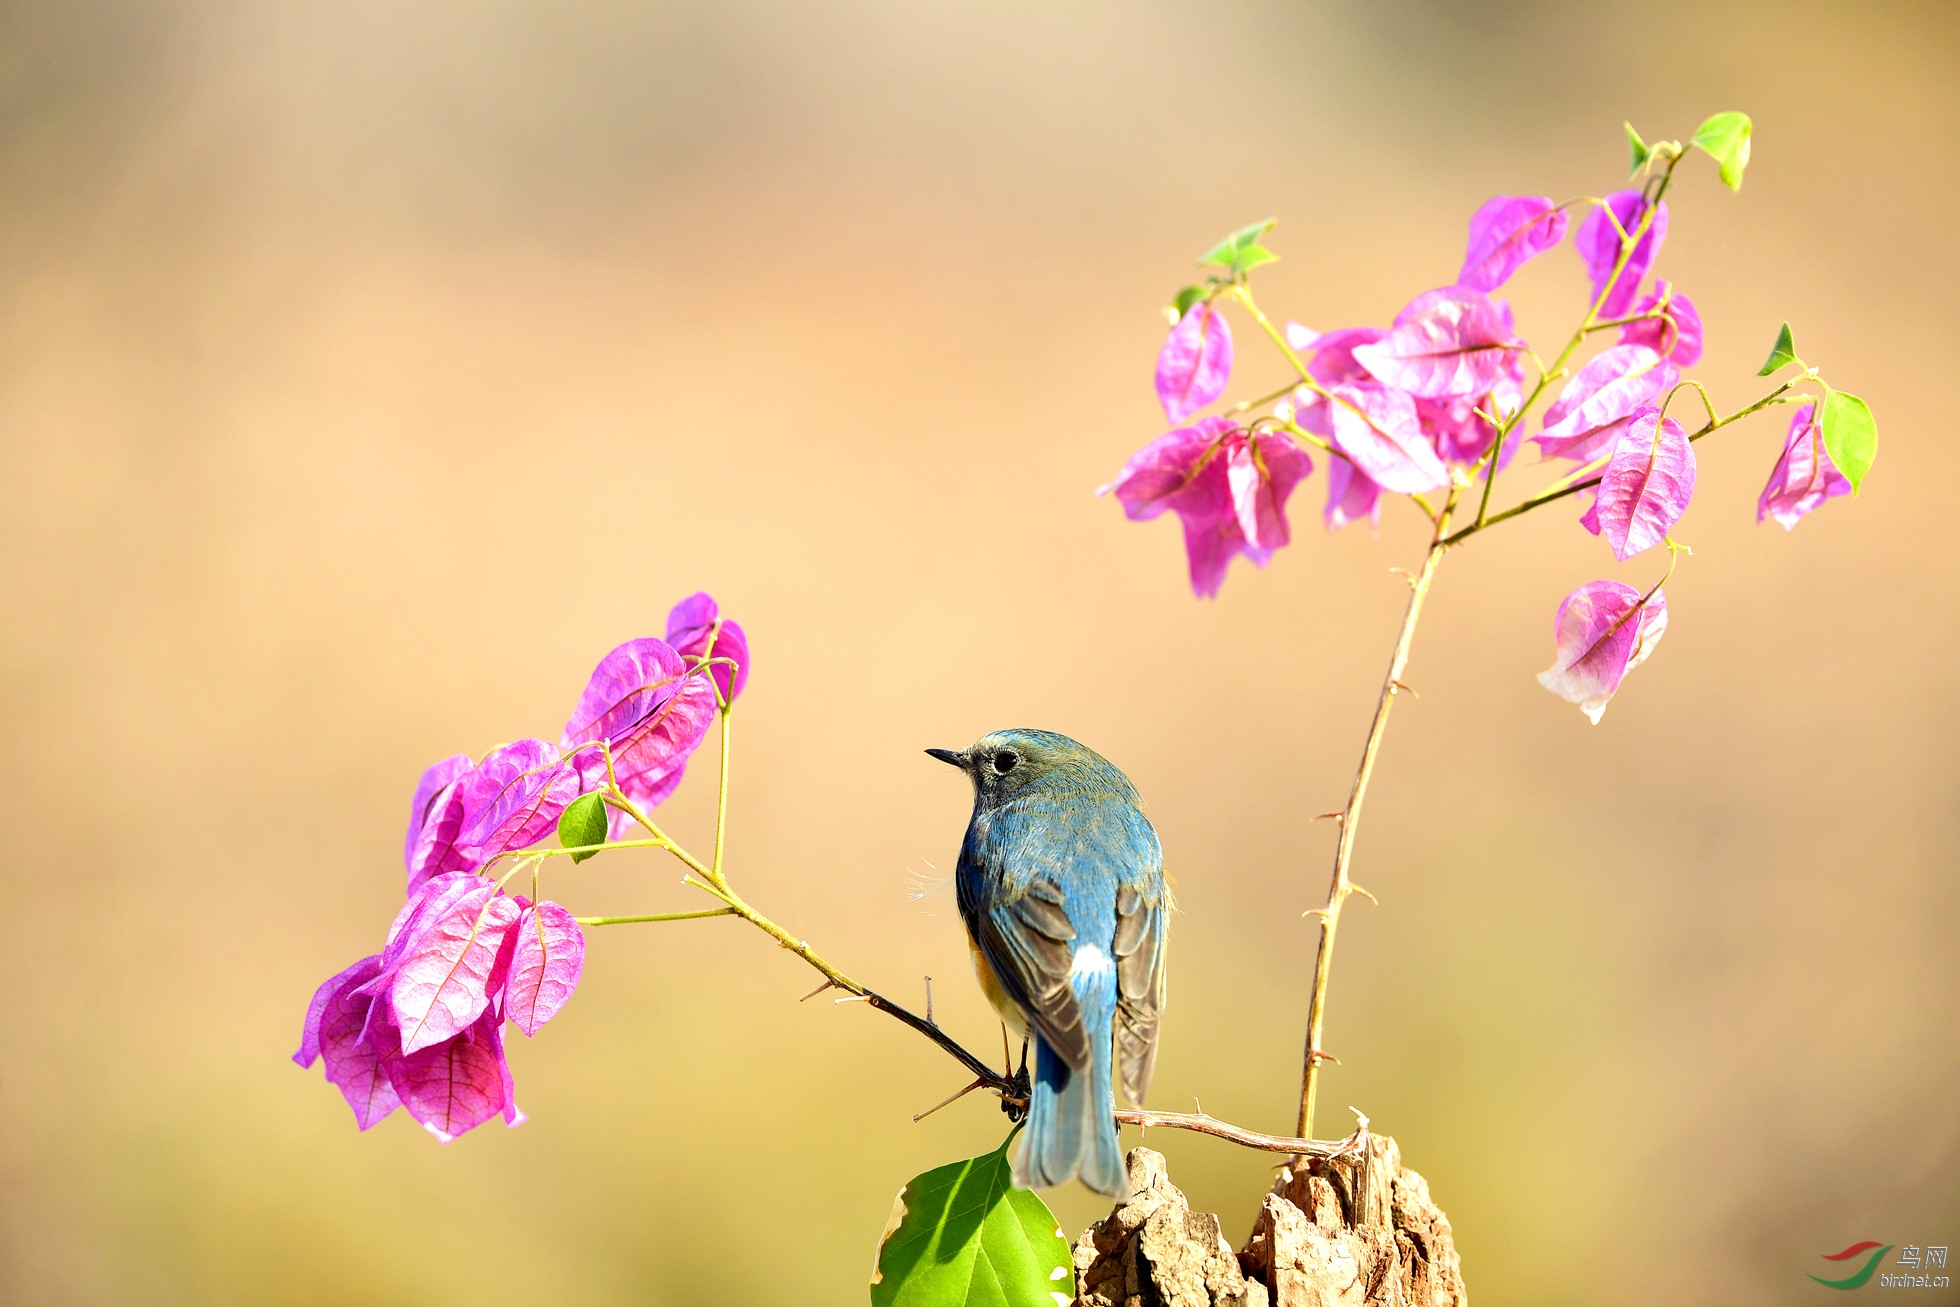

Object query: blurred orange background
[3,2,1955,1302]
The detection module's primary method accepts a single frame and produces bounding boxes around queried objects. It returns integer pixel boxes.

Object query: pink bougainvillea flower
[1323,457,1382,533]
[383,873,522,1055]
[1536,580,1670,723]
[1290,326,1386,437]
[666,593,750,705]
[1155,300,1234,423]
[295,954,401,1130]
[1228,427,1313,554]
[1100,417,1312,596]
[1757,402,1851,530]
[1284,321,1319,350]
[1534,345,1677,462]
[1575,190,1668,319]
[504,901,587,1037]
[405,754,474,893]
[453,739,581,865]
[388,1008,524,1142]
[561,638,717,815]
[1351,287,1519,399]
[1324,382,1449,494]
[1617,280,1702,367]
[1457,195,1569,292]
[1593,407,1696,560]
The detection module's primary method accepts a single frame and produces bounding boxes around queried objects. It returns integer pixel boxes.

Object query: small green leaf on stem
[1691,111,1752,190]
[1171,284,1206,317]
[1625,121,1651,175]
[869,1130,1074,1306]
[1756,321,1797,376]
[1820,390,1877,493]
[1199,218,1278,274]
[557,792,608,863]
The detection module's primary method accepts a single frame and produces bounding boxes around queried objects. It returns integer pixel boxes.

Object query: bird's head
[925,728,1135,808]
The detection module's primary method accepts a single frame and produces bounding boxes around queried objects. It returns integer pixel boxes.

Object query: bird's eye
[992,750,1020,774]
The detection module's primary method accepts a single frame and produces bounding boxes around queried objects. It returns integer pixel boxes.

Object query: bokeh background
[3,1,1956,1302]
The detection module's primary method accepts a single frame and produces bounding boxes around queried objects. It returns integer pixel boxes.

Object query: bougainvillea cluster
[295,594,746,1140]
[1102,116,1873,723]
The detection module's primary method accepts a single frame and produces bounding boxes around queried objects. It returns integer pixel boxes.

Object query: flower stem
[1299,489,1457,1140]
[576,908,738,926]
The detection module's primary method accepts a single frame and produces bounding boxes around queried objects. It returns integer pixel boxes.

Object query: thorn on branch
[798,980,837,1002]
[924,975,934,1026]
[1390,679,1419,699]
[833,994,871,1005]
[1308,1048,1341,1066]
[1347,883,1379,906]
[1311,810,1346,823]
[912,1077,987,1123]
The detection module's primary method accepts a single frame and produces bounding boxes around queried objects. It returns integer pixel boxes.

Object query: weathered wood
[1073,1137,1466,1307]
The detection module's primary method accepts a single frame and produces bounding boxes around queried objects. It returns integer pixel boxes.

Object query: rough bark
[1073,1137,1466,1307]
[1073,1148,1269,1307]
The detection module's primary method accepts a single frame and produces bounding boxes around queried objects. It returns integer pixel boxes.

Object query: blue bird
[927,729,1168,1197]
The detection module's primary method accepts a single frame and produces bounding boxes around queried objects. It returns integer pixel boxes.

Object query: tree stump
[1072,1137,1467,1307]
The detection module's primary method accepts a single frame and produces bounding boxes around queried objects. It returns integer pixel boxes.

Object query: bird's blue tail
[1015,1013,1125,1197]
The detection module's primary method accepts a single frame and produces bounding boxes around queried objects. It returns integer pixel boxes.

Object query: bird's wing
[971,875,1092,1071]
[1112,883,1167,1105]
[1111,812,1167,1106]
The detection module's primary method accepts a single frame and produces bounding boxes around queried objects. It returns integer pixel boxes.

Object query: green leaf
[1691,111,1752,191]
[1756,321,1796,376]
[557,792,608,863]
[869,1131,1074,1307]
[1229,244,1278,272]
[1820,389,1877,494]
[1199,217,1276,268]
[1624,121,1651,175]
[1170,284,1206,317]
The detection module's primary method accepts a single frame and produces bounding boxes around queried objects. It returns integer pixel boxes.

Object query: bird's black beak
[924,747,969,770]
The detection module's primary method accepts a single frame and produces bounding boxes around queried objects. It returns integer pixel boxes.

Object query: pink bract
[666,593,750,705]
[562,638,716,812]
[1534,345,1677,461]
[1350,287,1518,399]
[1575,190,1668,319]
[387,875,522,1055]
[295,954,402,1130]
[1617,280,1702,367]
[405,754,474,894]
[1324,457,1381,533]
[1155,300,1233,423]
[1457,195,1569,292]
[1594,408,1696,560]
[453,739,580,864]
[1536,581,1670,724]
[1291,326,1386,438]
[504,901,587,1037]
[388,1009,524,1143]
[1757,402,1851,530]
[1228,430,1313,554]
[1324,383,1449,494]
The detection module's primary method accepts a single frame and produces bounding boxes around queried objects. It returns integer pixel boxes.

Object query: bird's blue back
[941,729,1167,1198]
